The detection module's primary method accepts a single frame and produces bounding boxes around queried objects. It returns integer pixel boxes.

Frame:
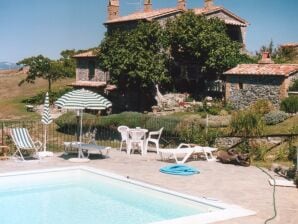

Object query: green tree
[18,54,73,93]
[98,21,170,94]
[256,40,298,64]
[165,12,250,75]
[59,49,78,77]
[258,39,275,56]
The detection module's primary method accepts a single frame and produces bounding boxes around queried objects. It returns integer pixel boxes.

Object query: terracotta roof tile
[73,51,97,58]
[224,64,298,76]
[223,19,246,26]
[193,6,221,14]
[105,8,182,24]
[193,6,248,26]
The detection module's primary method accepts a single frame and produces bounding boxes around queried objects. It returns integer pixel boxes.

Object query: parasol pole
[43,125,47,152]
[79,109,83,158]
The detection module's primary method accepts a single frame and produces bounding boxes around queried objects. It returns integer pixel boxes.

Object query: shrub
[145,116,181,134]
[202,129,222,146]
[274,147,289,161]
[98,112,149,128]
[289,79,298,91]
[195,103,221,116]
[200,115,230,128]
[250,99,274,115]
[264,111,289,125]
[22,87,73,105]
[55,112,97,130]
[178,120,221,146]
[249,141,269,161]
[55,111,148,130]
[230,110,264,137]
[280,96,298,113]
[206,106,221,115]
[176,117,202,143]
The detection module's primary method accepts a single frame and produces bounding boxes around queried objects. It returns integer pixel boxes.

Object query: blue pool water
[0,169,219,224]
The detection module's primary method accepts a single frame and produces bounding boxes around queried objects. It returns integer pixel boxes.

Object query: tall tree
[165,12,250,75]
[98,22,170,109]
[18,54,74,93]
[257,41,298,64]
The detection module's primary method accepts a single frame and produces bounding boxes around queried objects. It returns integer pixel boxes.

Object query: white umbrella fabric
[41,92,53,157]
[55,89,112,159]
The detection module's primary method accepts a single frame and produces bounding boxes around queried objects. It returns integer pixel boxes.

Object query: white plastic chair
[117,126,130,152]
[127,130,146,155]
[145,127,164,153]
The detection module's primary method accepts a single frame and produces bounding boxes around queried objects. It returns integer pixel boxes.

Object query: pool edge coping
[0,166,256,224]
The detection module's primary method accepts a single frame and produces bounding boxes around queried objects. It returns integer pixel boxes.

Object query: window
[88,60,95,80]
[239,83,244,90]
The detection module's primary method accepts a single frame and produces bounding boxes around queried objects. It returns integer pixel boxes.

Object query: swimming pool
[0,167,254,224]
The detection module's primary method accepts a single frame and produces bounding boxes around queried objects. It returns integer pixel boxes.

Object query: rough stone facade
[205,11,246,45]
[107,13,180,33]
[76,58,109,82]
[226,75,284,109]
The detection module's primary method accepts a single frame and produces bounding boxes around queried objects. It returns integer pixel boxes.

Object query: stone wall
[107,12,180,33]
[214,137,242,149]
[76,58,109,82]
[226,75,284,109]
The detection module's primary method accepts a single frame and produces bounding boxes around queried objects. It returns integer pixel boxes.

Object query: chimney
[144,0,152,12]
[177,0,186,11]
[108,0,119,21]
[258,52,274,64]
[204,0,214,8]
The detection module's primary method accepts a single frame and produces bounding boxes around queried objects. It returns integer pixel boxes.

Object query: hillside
[0,70,75,120]
[0,62,20,70]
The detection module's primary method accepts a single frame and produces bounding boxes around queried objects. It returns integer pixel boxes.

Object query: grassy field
[0,69,75,120]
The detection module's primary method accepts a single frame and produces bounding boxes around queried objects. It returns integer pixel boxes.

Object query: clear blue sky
[0,0,297,62]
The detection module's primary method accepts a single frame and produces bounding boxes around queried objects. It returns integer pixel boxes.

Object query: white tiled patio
[0,149,297,224]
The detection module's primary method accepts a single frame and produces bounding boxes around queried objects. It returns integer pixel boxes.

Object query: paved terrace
[0,150,297,224]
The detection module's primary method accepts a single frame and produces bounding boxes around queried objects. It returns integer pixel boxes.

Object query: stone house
[71,50,116,93]
[71,0,249,110]
[104,0,249,97]
[224,52,298,109]
[105,0,248,47]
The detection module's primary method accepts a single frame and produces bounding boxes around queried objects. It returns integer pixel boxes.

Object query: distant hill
[0,61,21,70]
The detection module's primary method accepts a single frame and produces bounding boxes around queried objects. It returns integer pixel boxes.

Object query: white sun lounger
[10,128,42,161]
[158,144,217,164]
[67,142,111,158]
[194,146,217,162]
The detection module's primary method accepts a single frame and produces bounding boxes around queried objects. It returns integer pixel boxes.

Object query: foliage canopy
[165,12,251,75]
[18,52,76,93]
[257,40,298,64]
[98,22,170,92]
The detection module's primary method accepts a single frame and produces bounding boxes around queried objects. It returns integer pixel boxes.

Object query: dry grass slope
[0,69,75,120]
